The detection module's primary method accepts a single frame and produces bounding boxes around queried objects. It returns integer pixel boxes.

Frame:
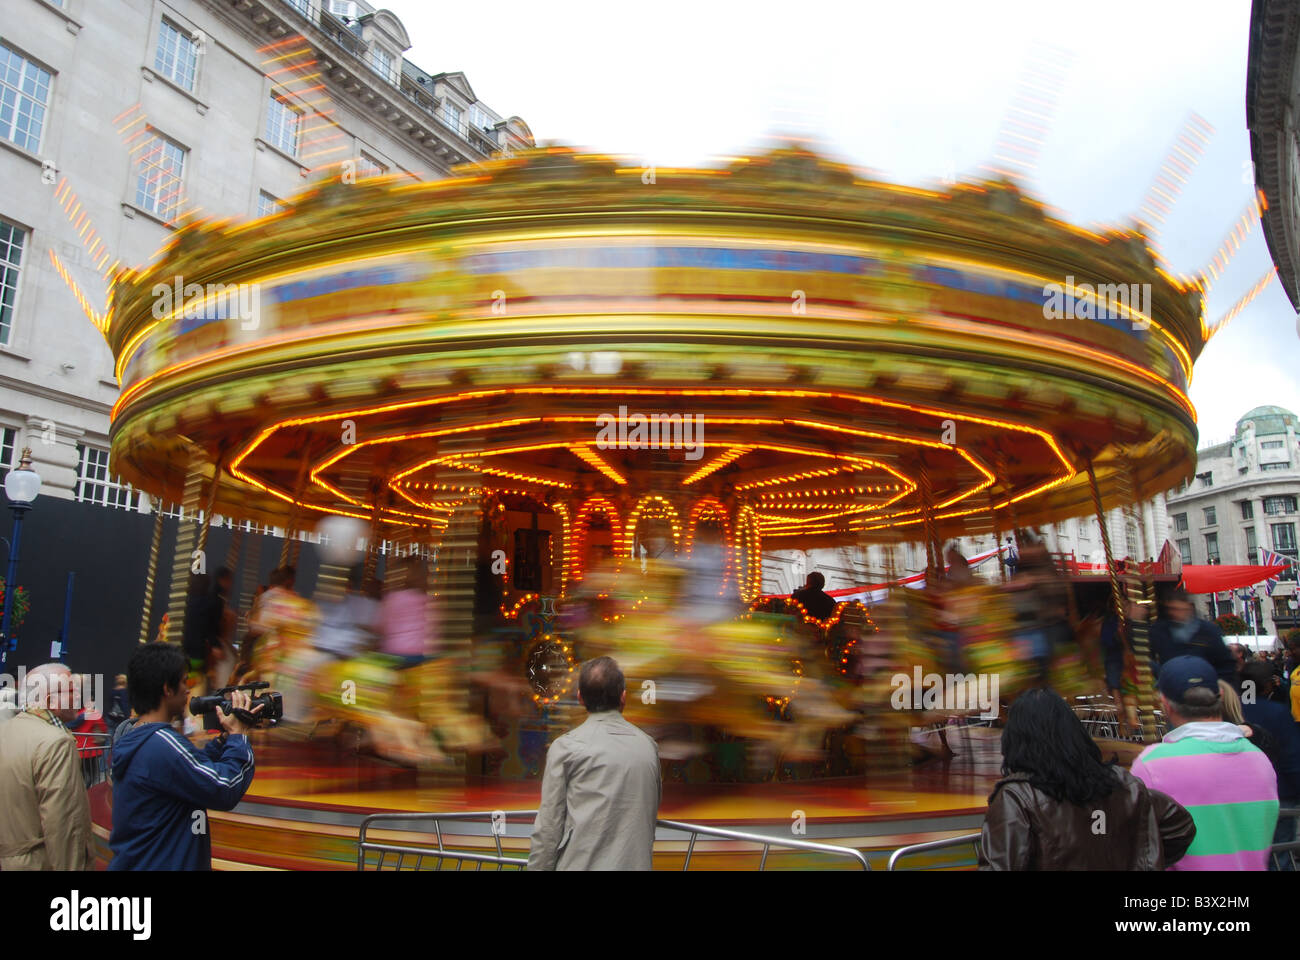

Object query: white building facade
[1,0,532,507]
[1165,405,1300,635]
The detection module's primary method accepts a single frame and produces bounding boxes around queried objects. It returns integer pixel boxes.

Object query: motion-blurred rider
[791,571,837,620]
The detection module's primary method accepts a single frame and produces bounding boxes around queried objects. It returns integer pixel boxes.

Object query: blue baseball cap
[1156,655,1220,701]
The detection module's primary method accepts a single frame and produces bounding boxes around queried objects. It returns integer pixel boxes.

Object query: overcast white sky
[387,0,1298,447]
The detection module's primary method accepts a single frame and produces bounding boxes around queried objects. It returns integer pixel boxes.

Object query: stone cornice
[0,374,114,418]
[198,0,482,171]
[1247,0,1300,310]
[211,0,488,167]
[1166,473,1300,506]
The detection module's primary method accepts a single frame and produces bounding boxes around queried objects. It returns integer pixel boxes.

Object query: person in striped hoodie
[1131,655,1279,870]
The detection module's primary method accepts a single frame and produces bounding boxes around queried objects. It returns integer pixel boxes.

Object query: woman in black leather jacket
[979,688,1196,870]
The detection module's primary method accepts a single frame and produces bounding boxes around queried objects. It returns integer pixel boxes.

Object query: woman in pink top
[379,559,436,666]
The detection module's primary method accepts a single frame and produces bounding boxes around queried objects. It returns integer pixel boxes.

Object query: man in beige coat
[529,656,660,870]
[0,663,94,870]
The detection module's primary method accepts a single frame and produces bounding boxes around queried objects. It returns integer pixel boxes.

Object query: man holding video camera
[109,642,261,870]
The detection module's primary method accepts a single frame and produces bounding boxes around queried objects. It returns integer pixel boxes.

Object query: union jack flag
[1261,549,1292,596]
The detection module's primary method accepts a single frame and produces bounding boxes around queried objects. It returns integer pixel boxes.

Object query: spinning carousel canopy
[103,146,1205,546]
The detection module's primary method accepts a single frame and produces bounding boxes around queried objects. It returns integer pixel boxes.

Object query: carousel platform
[86,724,1088,870]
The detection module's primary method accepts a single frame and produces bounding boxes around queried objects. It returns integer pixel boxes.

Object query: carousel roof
[102,145,1206,545]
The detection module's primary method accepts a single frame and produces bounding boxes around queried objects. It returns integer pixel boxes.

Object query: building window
[1204,532,1219,564]
[1273,522,1297,553]
[1273,596,1295,619]
[471,105,497,132]
[220,516,272,535]
[1124,521,1139,559]
[0,219,26,346]
[135,133,186,220]
[154,19,199,92]
[1203,506,1217,526]
[74,445,141,511]
[286,0,313,17]
[0,427,15,486]
[1240,500,1254,520]
[160,502,206,522]
[256,190,282,217]
[1196,472,1213,487]
[1262,462,1292,471]
[1264,495,1298,515]
[1261,439,1285,450]
[1177,538,1191,565]
[368,46,394,83]
[1245,527,1258,565]
[442,101,462,134]
[266,94,301,156]
[1273,523,1299,581]
[0,43,52,154]
[1173,512,1188,533]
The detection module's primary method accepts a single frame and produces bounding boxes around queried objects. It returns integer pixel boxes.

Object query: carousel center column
[426,438,488,785]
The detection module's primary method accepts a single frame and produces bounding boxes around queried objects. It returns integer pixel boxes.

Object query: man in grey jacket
[529,656,660,870]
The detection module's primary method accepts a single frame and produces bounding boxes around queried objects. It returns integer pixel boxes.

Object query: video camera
[189,681,283,728]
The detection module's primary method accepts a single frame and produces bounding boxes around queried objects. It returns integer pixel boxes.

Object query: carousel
[88,145,1207,867]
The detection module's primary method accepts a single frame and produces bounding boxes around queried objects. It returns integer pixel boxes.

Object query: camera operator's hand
[216,688,264,736]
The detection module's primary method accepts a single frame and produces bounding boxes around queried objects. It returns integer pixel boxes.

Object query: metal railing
[887,833,982,871]
[76,731,113,790]
[1272,808,1299,871]
[358,806,1299,872]
[357,810,870,871]
[357,811,531,871]
[655,818,870,870]
[1071,695,1166,742]
[889,809,1300,871]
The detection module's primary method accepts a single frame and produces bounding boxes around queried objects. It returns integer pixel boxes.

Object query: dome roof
[1236,405,1297,437]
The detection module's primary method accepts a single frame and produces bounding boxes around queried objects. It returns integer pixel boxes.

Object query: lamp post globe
[3,451,41,505]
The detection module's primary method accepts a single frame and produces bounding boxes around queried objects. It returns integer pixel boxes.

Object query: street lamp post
[0,448,41,669]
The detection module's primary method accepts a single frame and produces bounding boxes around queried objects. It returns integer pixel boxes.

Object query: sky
[386,0,1298,447]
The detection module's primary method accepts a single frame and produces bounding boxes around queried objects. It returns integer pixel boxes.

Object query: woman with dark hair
[979,688,1196,870]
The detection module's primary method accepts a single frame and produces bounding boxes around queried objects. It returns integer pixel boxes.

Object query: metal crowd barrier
[890,809,1300,871]
[75,731,113,790]
[1271,808,1300,871]
[357,810,870,871]
[655,818,870,870]
[1070,695,1166,743]
[357,811,533,871]
[886,833,983,871]
[358,807,1299,872]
